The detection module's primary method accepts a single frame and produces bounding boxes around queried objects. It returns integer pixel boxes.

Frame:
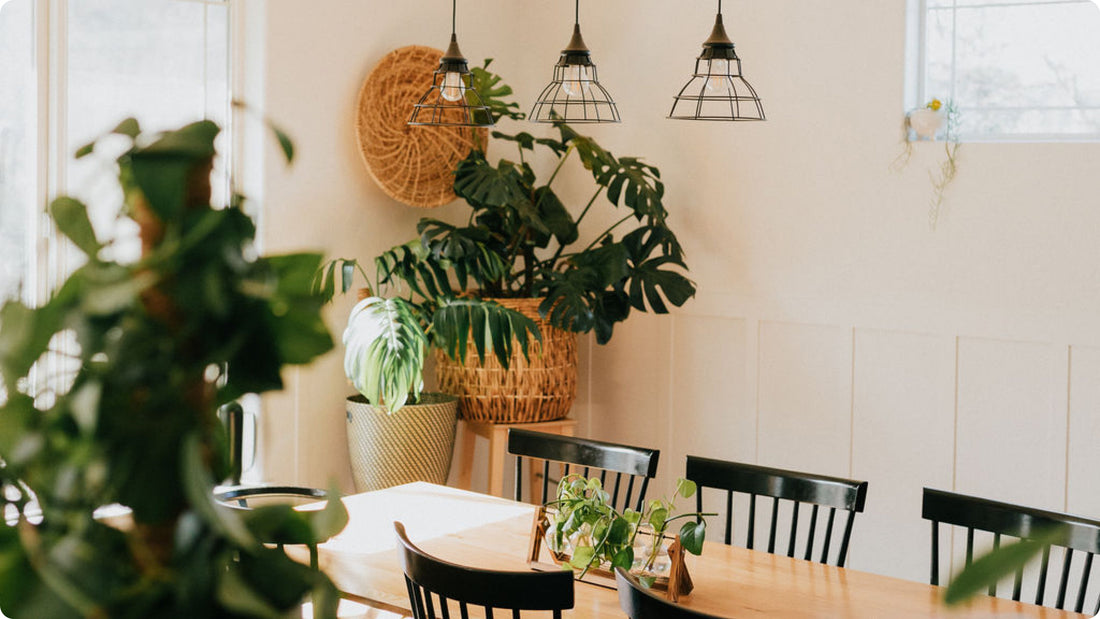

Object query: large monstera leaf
[621,226,696,314]
[343,296,426,413]
[430,298,541,369]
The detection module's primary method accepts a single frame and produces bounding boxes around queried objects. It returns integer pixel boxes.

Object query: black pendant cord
[718,0,722,15]
[575,0,579,25]
[452,0,457,36]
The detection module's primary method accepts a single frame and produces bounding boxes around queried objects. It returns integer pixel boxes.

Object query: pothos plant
[544,475,710,584]
[316,62,696,410]
[0,119,347,618]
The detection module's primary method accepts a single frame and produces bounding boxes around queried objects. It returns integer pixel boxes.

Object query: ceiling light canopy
[530,0,620,124]
[409,0,494,127]
[669,0,765,122]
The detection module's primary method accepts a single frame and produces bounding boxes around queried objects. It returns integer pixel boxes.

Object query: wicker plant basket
[435,298,577,423]
[345,392,459,493]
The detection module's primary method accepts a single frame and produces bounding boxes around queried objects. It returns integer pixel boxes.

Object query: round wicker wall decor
[356,45,487,208]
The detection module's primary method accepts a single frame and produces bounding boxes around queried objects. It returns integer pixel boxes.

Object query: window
[0,0,231,304]
[0,0,242,500]
[0,0,36,305]
[909,0,1100,141]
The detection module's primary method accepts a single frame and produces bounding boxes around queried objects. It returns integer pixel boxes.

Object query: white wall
[251,0,1100,585]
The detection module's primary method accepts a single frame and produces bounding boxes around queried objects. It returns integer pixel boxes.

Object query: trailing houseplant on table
[0,119,347,618]
[542,474,710,586]
[367,62,697,423]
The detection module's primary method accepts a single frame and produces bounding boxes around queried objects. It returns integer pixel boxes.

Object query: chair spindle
[788,501,800,558]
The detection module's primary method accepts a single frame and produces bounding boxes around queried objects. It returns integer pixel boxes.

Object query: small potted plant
[908,98,946,140]
[315,261,537,492]
[540,474,711,589]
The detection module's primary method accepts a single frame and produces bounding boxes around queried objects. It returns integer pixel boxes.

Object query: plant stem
[544,187,604,271]
[545,144,575,188]
[574,187,604,229]
[582,213,633,253]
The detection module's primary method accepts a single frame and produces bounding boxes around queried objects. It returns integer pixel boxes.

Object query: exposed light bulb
[440,71,466,102]
[561,64,592,98]
[704,59,731,93]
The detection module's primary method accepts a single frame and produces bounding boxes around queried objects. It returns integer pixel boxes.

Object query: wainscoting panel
[955,337,1068,510]
[667,315,753,476]
[586,314,672,457]
[757,321,853,477]
[1067,346,1100,517]
[848,329,956,582]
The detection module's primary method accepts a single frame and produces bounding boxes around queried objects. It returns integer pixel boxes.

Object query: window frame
[906,0,1100,143]
[2,0,261,478]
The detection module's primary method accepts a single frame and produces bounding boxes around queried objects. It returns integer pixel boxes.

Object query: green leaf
[944,529,1062,605]
[571,243,629,289]
[611,546,634,571]
[216,564,286,619]
[534,186,578,246]
[648,508,668,531]
[679,520,706,556]
[469,61,525,124]
[49,198,102,257]
[129,121,220,219]
[74,143,96,159]
[272,126,295,164]
[0,525,36,616]
[263,253,335,366]
[431,299,540,369]
[570,545,596,570]
[139,120,219,158]
[676,478,697,500]
[181,433,256,548]
[111,117,141,139]
[607,517,632,546]
[454,154,528,209]
[310,483,349,541]
[344,297,427,413]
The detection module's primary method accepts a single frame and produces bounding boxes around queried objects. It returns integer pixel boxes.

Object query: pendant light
[530,0,620,124]
[409,0,494,127]
[669,0,765,122]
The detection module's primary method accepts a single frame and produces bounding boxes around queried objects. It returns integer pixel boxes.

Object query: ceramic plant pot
[345,392,459,493]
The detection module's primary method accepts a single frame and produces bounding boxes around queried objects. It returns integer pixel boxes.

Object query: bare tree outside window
[917,0,1100,140]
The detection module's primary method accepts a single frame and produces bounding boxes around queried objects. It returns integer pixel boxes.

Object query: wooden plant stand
[527,506,694,601]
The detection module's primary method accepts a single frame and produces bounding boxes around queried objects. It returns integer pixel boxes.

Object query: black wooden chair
[685,455,868,567]
[394,521,575,619]
[507,428,660,511]
[923,487,1100,613]
[615,567,722,619]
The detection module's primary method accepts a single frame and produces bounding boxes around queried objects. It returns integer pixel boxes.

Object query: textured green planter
[345,392,459,493]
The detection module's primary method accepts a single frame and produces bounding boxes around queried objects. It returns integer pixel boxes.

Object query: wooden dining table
[288,482,1087,619]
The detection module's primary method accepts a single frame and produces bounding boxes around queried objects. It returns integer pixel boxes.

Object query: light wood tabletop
[290,482,1086,619]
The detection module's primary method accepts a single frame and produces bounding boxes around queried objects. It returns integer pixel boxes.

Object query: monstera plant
[0,118,346,618]
[320,64,696,424]
[377,65,696,346]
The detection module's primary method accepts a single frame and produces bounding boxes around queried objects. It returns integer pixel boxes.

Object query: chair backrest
[614,567,722,619]
[507,429,660,511]
[685,455,868,567]
[394,521,575,619]
[922,487,1100,613]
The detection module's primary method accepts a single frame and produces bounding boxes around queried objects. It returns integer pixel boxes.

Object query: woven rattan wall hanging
[355,45,487,208]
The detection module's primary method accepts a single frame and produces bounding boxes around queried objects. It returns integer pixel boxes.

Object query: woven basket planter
[345,392,459,493]
[435,298,578,423]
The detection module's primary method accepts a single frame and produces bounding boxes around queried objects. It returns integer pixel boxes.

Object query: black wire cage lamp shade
[530,0,620,124]
[409,0,494,127]
[669,0,765,122]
